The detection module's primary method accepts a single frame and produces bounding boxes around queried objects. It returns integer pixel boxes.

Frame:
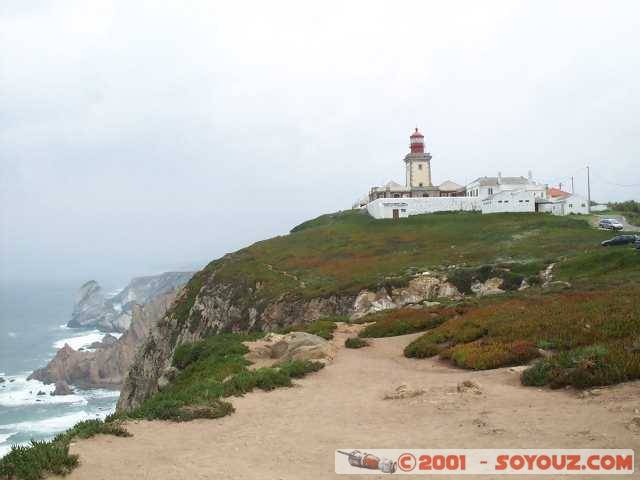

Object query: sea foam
[0,375,87,408]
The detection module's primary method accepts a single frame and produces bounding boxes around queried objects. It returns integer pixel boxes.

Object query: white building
[466,172,547,200]
[481,190,537,214]
[537,194,590,216]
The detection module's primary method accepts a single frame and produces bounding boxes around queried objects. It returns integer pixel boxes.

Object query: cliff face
[116,270,354,412]
[30,291,177,389]
[67,271,193,332]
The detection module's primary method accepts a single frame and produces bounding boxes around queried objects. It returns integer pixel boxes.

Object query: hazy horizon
[2,0,639,287]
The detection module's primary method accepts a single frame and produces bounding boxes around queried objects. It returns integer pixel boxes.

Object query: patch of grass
[446,340,540,370]
[280,318,339,339]
[128,334,324,422]
[0,418,129,480]
[522,344,640,389]
[404,284,640,384]
[358,307,462,338]
[345,337,369,349]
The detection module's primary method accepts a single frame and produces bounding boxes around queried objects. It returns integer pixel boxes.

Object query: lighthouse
[404,127,433,190]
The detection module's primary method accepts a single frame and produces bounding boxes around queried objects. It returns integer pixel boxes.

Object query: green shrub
[0,440,78,480]
[358,307,460,338]
[520,345,640,389]
[345,337,368,349]
[131,334,325,422]
[404,339,443,358]
[0,418,129,480]
[447,340,539,370]
[280,318,338,339]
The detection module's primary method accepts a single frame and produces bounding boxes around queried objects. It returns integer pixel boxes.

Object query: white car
[598,218,624,230]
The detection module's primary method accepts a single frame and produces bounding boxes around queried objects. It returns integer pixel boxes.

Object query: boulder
[51,381,74,396]
[244,332,336,365]
[457,380,482,395]
[471,277,504,297]
[383,385,425,400]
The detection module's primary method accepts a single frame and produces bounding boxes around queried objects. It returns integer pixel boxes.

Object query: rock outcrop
[69,280,106,329]
[351,274,462,319]
[245,332,336,364]
[30,291,177,389]
[51,381,73,396]
[67,271,193,331]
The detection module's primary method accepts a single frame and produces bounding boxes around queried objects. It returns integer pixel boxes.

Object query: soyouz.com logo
[335,449,635,475]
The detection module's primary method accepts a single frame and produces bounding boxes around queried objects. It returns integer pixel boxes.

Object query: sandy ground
[58,325,640,479]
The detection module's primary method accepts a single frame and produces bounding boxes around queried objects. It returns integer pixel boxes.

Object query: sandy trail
[59,326,640,479]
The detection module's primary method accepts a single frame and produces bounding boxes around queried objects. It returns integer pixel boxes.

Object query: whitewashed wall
[563,194,590,215]
[481,190,536,214]
[366,197,481,219]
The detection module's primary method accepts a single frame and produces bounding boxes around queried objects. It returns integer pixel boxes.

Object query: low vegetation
[0,418,129,480]
[404,285,640,388]
[280,317,344,339]
[192,210,614,306]
[345,337,368,349]
[128,333,324,421]
[358,306,463,338]
[446,262,544,294]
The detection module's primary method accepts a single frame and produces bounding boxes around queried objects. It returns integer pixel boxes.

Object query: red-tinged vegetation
[404,286,640,387]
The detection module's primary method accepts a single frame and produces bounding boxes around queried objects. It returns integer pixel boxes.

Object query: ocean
[0,280,123,458]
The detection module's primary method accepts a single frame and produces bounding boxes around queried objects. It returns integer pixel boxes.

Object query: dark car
[601,235,639,247]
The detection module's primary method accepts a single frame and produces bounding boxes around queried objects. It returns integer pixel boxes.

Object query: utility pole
[586,166,591,213]
[571,176,575,194]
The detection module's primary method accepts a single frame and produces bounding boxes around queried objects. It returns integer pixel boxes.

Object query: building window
[393,194,400,198]
[581,203,586,207]
[418,164,423,170]
[505,200,509,203]
[422,194,428,197]
[419,182,423,187]
[519,200,523,203]
[498,200,503,203]
[525,200,530,203]
[488,188,493,195]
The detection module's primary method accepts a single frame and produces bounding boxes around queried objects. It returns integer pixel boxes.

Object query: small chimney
[528,170,533,182]
[497,172,502,185]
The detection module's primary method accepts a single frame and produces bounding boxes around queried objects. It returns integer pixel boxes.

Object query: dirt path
[58,326,640,479]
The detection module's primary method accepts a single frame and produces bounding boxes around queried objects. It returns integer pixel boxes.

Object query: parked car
[601,235,639,247]
[598,218,624,230]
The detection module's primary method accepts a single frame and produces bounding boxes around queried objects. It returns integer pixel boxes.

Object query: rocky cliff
[68,271,193,332]
[30,291,177,389]
[116,265,355,411]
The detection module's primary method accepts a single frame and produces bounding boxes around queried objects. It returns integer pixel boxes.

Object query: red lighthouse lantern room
[410,127,425,153]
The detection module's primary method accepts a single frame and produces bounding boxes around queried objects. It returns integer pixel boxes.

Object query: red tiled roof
[548,187,571,198]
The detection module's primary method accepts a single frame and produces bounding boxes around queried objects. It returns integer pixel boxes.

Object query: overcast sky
[1,0,639,287]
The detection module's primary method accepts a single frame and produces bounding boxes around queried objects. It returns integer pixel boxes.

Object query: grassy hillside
[209,210,619,302]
